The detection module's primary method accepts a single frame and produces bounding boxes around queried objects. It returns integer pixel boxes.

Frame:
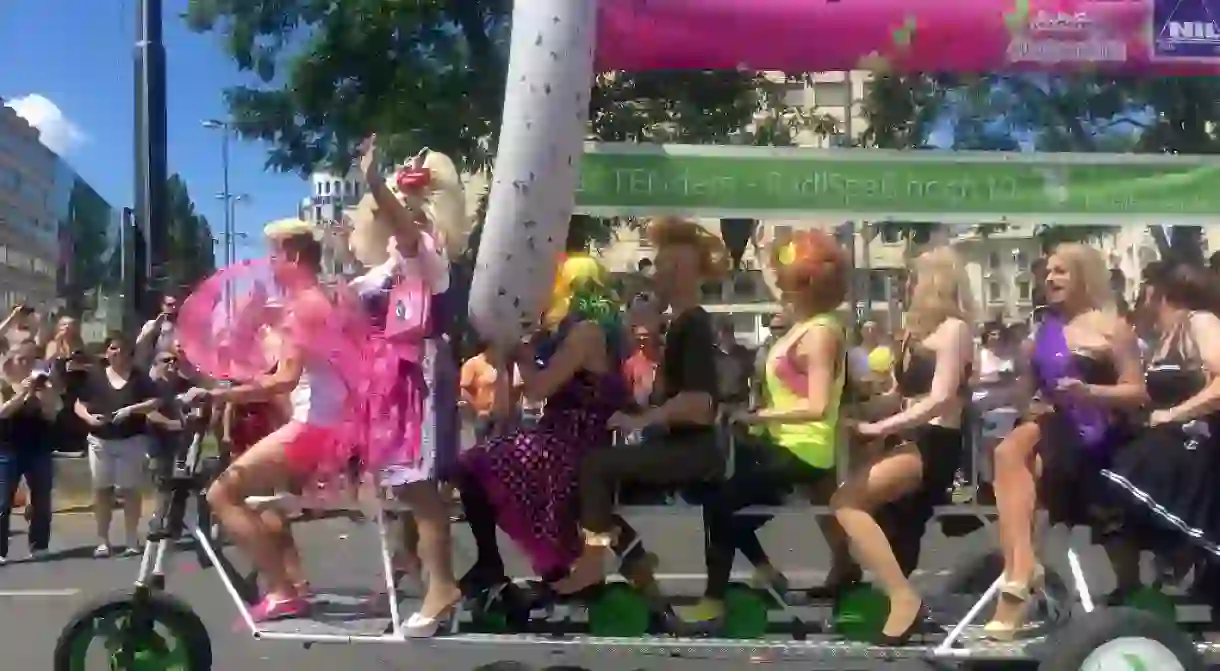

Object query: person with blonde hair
[983,243,1146,639]
[454,253,628,596]
[0,339,61,563]
[196,220,345,622]
[342,135,467,636]
[554,217,729,599]
[832,246,977,645]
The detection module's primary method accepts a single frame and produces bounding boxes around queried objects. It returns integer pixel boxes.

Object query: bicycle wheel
[53,590,211,671]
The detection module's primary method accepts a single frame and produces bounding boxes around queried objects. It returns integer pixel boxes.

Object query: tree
[162,174,216,291]
[63,178,115,316]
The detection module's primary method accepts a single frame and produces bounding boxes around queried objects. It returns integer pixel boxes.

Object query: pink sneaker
[250,595,310,622]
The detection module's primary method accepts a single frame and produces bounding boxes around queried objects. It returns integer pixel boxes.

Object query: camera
[30,370,49,388]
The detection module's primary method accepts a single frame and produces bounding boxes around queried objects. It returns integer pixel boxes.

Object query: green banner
[575,144,1220,222]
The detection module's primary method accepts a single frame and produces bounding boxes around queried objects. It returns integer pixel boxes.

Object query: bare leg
[395,513,421,575]
[260,508,306,591]
[808,477,856,585]
[93,488,113,549]
[119,488,143,549]
[987,422,1043,633]
[396,481,460,618]
[206,431,297,598]
[830,446,924,637]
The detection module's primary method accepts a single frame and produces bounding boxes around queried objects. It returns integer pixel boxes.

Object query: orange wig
[769,230,851,312]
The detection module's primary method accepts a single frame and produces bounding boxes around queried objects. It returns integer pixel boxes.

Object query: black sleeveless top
[0,381,53,452]
[894,340,972,399]
[1146,315,1209,411]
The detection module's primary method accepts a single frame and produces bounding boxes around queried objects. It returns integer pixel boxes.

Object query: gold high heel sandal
[982,564,1045,641]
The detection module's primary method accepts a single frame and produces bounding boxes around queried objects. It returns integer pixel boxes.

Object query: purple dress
[460,370,627,577]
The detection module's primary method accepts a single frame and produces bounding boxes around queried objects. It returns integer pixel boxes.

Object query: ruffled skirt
[1101,421,1220,559]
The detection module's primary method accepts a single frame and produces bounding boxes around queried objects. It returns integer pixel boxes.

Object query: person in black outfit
[76,333,162,557]
[555,218,728,598]
[0,339,62,563]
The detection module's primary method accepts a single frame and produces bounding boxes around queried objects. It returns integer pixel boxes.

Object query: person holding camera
[75,333,161,557]
[135,293,180,370]
[0,304,44,351]
[45,316,89,455]
[0,339,62,564]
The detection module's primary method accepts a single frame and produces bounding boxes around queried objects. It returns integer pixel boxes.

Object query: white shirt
[290,358,345,426]
[348,235,450,296]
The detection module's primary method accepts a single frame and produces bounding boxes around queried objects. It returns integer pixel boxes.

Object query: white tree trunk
[468,0,599,346]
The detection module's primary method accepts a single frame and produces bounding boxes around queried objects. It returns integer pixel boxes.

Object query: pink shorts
[274,422,341,477]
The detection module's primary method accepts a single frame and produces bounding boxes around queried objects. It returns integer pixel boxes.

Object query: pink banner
[596,0,1220,76]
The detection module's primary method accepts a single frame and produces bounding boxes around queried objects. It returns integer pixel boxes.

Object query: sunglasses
[157,357,178,365]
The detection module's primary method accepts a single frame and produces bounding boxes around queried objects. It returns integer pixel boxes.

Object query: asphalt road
[0,510,1129,670]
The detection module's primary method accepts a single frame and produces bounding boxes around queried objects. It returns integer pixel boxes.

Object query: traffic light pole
[133,0,168,320]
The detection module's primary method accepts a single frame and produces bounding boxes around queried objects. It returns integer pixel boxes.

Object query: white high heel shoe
[401,601,462,638]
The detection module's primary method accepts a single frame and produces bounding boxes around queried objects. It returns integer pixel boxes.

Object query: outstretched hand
[358,134,380,185]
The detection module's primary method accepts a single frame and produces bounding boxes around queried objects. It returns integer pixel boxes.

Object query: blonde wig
[345,148,472,266]
[1051,243,1115,314]
[904,247,977,341]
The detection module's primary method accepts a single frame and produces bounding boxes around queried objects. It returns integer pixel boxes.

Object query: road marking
[0,589,81,598]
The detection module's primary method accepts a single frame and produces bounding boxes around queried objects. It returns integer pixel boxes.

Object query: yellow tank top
[761,313,845,469]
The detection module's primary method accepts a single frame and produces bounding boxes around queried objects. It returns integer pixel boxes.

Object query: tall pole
[134,0,168,321]
[221,128,232,267]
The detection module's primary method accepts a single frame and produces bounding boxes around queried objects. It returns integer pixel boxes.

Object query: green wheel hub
[722,586,768,639]
[65,612,190,671]
[588,583,650,637]
[833,582,890,643]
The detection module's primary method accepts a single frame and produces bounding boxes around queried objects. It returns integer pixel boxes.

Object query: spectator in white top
[135,293,181,369]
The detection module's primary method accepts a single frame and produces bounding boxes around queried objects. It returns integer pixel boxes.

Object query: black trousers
[702,435,834,599]
[578,428,725,536]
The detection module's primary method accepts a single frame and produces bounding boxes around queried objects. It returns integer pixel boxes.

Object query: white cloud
[5,94,88,155]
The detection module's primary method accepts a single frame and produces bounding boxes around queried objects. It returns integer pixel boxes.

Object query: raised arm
[359,134,421,252]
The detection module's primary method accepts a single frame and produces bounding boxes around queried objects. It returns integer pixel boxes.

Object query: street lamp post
[202,119,233,267]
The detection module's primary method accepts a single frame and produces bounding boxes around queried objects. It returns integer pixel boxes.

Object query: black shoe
[877,603,941,646]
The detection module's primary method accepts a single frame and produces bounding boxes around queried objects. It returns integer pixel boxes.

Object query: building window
[987,280,1003,304]
[1013,249,1029,271]
[988,251,1001,269]
[1016,279,1032,302]
[782,82,807,107]
[701,281,723,302]
[880,226,903,244]
[812,81,851,108]
[868,272,887,302]
[731,272,756,300]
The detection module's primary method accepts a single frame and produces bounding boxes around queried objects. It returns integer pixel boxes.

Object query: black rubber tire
[1039,607,1204,671]
[942,550,1006,594]
[53,589,212,671]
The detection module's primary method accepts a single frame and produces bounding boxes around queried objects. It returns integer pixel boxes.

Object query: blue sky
[1,0,305,261]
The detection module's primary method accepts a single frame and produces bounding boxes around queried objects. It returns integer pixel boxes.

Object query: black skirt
[1101,421,1220,559]
[1035,411,1129,531]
